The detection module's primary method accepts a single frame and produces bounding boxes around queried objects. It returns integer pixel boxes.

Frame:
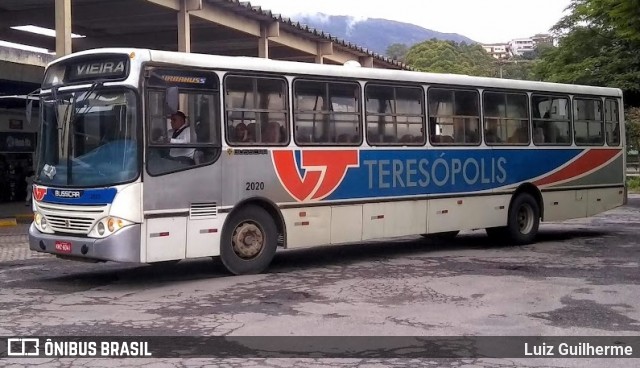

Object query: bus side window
[531,94,571,146]
[147,90,220,176]
[294,80,361,146]
[365,84,425,146]
[225,75,289,146]
[428,88,479,146]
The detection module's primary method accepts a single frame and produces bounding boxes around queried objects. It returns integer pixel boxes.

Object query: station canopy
[0,0,406,69]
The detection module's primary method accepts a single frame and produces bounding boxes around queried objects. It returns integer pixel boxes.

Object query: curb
[16,214,34,224]
[0,218,18,227]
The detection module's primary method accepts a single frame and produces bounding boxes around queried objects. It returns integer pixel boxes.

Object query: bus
[28,48,626,275]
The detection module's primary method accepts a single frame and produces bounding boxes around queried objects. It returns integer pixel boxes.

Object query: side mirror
[26,88,40,126]
[165,87,179,115]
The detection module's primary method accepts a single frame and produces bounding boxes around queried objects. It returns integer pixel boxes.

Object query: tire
[220,205,278,275]
[505,193,540,245]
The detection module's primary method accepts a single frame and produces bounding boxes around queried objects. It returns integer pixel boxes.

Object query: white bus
[29,48,626,275]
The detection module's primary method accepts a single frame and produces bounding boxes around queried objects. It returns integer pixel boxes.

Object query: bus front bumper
[29,223,142,263]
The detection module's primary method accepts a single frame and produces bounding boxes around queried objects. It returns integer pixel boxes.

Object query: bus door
[143,69,222,262]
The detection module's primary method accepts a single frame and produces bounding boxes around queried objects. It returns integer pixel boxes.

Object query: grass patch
[627,176,640,193]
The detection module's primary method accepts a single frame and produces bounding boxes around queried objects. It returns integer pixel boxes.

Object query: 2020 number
[246,181,265,191]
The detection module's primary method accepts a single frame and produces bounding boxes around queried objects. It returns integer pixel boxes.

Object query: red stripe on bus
[534,149,620,187]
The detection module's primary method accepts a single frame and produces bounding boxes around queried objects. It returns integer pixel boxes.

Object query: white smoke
[346,15,368,36]
[292,12,369,36]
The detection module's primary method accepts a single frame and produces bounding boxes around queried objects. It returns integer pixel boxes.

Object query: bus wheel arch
[506,183,543,244]
[511,183,544,221]
[486,183,543,244]
[218,198,286,275]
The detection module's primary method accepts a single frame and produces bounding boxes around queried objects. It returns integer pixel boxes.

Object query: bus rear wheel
[505,193,540,245]
[220,205,277,275]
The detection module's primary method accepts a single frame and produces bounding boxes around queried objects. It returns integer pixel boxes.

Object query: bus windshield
[35,87,139,188]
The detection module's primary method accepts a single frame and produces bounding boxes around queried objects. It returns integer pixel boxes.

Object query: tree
[404,39,496,77]
[626,107,640,152]
[535,0,640,98]
[499,60,537,80]
[385,43,409,62]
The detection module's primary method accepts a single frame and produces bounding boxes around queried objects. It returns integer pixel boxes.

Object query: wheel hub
[232,222,264,259]
[517,204,534,234]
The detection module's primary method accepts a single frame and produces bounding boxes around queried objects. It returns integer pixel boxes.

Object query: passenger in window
[508,125,529,143]
[533,127,545,144]
[337,134,351,143]
[485,119,502,144]
[263,121,282,143]
[234,123,254,143]
[167,110,195,163]
[399,134,414,143]
[453,119,478,144]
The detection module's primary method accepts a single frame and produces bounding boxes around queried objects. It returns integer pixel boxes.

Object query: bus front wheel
[505,193,540,245]
[220,205,277,275]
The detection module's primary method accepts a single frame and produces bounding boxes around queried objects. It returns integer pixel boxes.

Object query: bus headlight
[34,212,53,234]
[89,216,133,238]
[97,222,106,236]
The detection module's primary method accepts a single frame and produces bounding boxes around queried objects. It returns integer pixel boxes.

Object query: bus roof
[50,48,623,98]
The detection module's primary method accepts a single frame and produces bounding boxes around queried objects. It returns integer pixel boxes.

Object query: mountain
[294,14,476,56]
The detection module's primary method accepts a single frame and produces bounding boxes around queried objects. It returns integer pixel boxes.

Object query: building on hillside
[481,43,510,59]
[508,38,535,56]
[531,33,556,47]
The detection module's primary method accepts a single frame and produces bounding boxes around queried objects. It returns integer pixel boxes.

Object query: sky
[249,0,573,44]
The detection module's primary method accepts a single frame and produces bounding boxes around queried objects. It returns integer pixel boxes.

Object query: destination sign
[67,56,129,82]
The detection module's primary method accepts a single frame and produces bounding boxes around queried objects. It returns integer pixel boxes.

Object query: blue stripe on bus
[42,187,118,205]
[328,149,582,200]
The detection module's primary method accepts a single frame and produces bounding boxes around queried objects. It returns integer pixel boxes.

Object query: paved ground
[1,197,640,367]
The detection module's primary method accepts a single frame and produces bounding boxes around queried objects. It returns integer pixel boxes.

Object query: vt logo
[33,186,47,201]
[272,150,359,202]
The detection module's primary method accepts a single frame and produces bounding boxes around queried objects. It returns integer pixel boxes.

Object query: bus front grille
[37,203,108,235]
[46,215,95,234]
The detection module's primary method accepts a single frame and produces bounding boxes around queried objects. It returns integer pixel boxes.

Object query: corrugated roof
[205,0,409,69]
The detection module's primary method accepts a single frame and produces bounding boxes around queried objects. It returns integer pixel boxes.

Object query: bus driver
[167,110,195,163]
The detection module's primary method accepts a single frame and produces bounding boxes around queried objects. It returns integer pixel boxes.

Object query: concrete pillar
[359,56,374,68]
[55,0,72,57]
[258,22,279,59]
[259,25,269,58]
[316,42,333,64]
[178,0,191,52]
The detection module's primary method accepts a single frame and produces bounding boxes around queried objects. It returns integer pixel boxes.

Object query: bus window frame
[530,93,573,147]
[223,73,291,147]
[573,95,605,147]
[604,97,621,147]
[427,86,482,147]
[364,82,426,147]
[482,89,531,146]
[144,86,222,177]
[292,77,363,147]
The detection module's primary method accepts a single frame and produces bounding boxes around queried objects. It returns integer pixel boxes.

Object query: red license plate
[54,241,72,253]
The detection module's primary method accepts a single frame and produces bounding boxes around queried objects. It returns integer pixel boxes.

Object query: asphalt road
[1,196,640,367]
